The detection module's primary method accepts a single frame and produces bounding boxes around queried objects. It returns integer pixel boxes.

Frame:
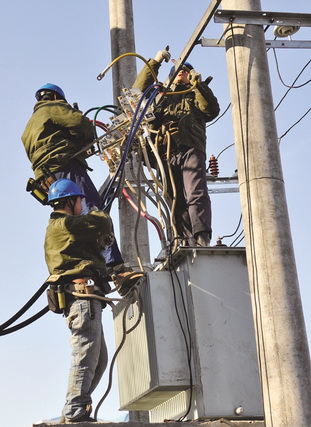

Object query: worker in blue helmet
[35,83,66,101]
[21,82,127,270]
[44,178,114,422]
[47,177,85,206]
[169,61,194,77]
[133,49,220,247]
[22,82,95,182]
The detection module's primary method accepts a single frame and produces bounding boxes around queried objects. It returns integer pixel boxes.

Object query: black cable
[272,50,311,89]
[0,306,49,336]
[233,235,245,247]
[274,59,311,111]
[94,286,144,421]
[167,240,193,421]
[216,143,235,159]
[221,214,243,240]
[229,230,244,247]
[278,107,311,143]
[206,102,231,128]
[0,281,49,331]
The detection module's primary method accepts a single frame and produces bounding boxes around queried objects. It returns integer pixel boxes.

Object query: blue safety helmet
[48,178,85,204]
[35,83,66,101]
[169,61,194,77]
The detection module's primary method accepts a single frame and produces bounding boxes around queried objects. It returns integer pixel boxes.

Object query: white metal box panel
[182,247,263,418]
[113,271,191,410]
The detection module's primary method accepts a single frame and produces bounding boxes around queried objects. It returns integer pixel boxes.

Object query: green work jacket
[45,210,112,283]
[133,59,220,153]
[21,100,95,180]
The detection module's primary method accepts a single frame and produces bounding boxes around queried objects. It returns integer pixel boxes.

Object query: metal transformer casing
[113,247,264,420]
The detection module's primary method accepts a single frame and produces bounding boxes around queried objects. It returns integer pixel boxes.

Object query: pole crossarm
[201,38,311,49]
[162,0,222,89]
[214,10,311,27]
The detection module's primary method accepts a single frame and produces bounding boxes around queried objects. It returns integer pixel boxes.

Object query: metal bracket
[157,0,222,100]
[207,175,239,194]
[214,10,311,27]
[201,38,311,49]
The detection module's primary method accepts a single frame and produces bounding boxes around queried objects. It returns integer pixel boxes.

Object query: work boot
[65,414,96,423]
[60,404,93,423]
[195,231,211,247]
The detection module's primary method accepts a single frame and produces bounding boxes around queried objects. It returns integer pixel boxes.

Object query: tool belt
[70,278,102,295]
[46,277,108,314]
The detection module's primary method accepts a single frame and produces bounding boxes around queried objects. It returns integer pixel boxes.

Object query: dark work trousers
[165,147,212,242]
[55,160,123,266]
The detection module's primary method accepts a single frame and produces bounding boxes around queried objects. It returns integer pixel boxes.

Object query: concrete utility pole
[222,0,311,425]
[109,0,150,268]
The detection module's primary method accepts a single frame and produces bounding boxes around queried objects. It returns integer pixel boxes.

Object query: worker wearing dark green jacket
[21,97,93,181]
[45,195,113,285]
[21,83,124,267]
[45,178,113,423]
[133,50,220,246]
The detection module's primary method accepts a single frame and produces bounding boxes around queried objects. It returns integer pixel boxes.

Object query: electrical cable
[216,143,235,159]
[84,105,120,117]
[101,84,161,212]
[0,306,49,336]
[123,184,165,243]
[232,234,245,247]
[229,229,244,247]
[0,281,49,331]
[221,214,243,240]
[97,52,159,83]
[129,154,170,233]
[206,102,231,128]
[94,120,109,133]
[278,107,311,143]
[167,241,193,421]
[144,134,169,202]
[164,81,198,96]
[128,146,145,272]
[272,50,311,89]
[137,147,172,240]
[165,131,179,252]
[274,59,311,111]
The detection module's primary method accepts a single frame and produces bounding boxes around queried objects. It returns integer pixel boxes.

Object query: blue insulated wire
[101,85,161,211]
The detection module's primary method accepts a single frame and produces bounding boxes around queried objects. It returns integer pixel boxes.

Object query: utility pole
[222,0,311,425]
[108,0,151,268]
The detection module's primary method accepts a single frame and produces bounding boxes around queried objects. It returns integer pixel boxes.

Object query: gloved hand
[188,69,202,84]
[98,232,115,248]
[154,48,171,64]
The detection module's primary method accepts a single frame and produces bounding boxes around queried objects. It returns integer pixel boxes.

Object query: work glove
[154,48,171,64]
[98,232,115,248]
[188,69,202,84]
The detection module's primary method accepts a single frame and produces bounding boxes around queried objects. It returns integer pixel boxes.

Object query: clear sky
[0,1,310,426]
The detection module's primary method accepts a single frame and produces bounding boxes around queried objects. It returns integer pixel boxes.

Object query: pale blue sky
[0,1,310,426]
